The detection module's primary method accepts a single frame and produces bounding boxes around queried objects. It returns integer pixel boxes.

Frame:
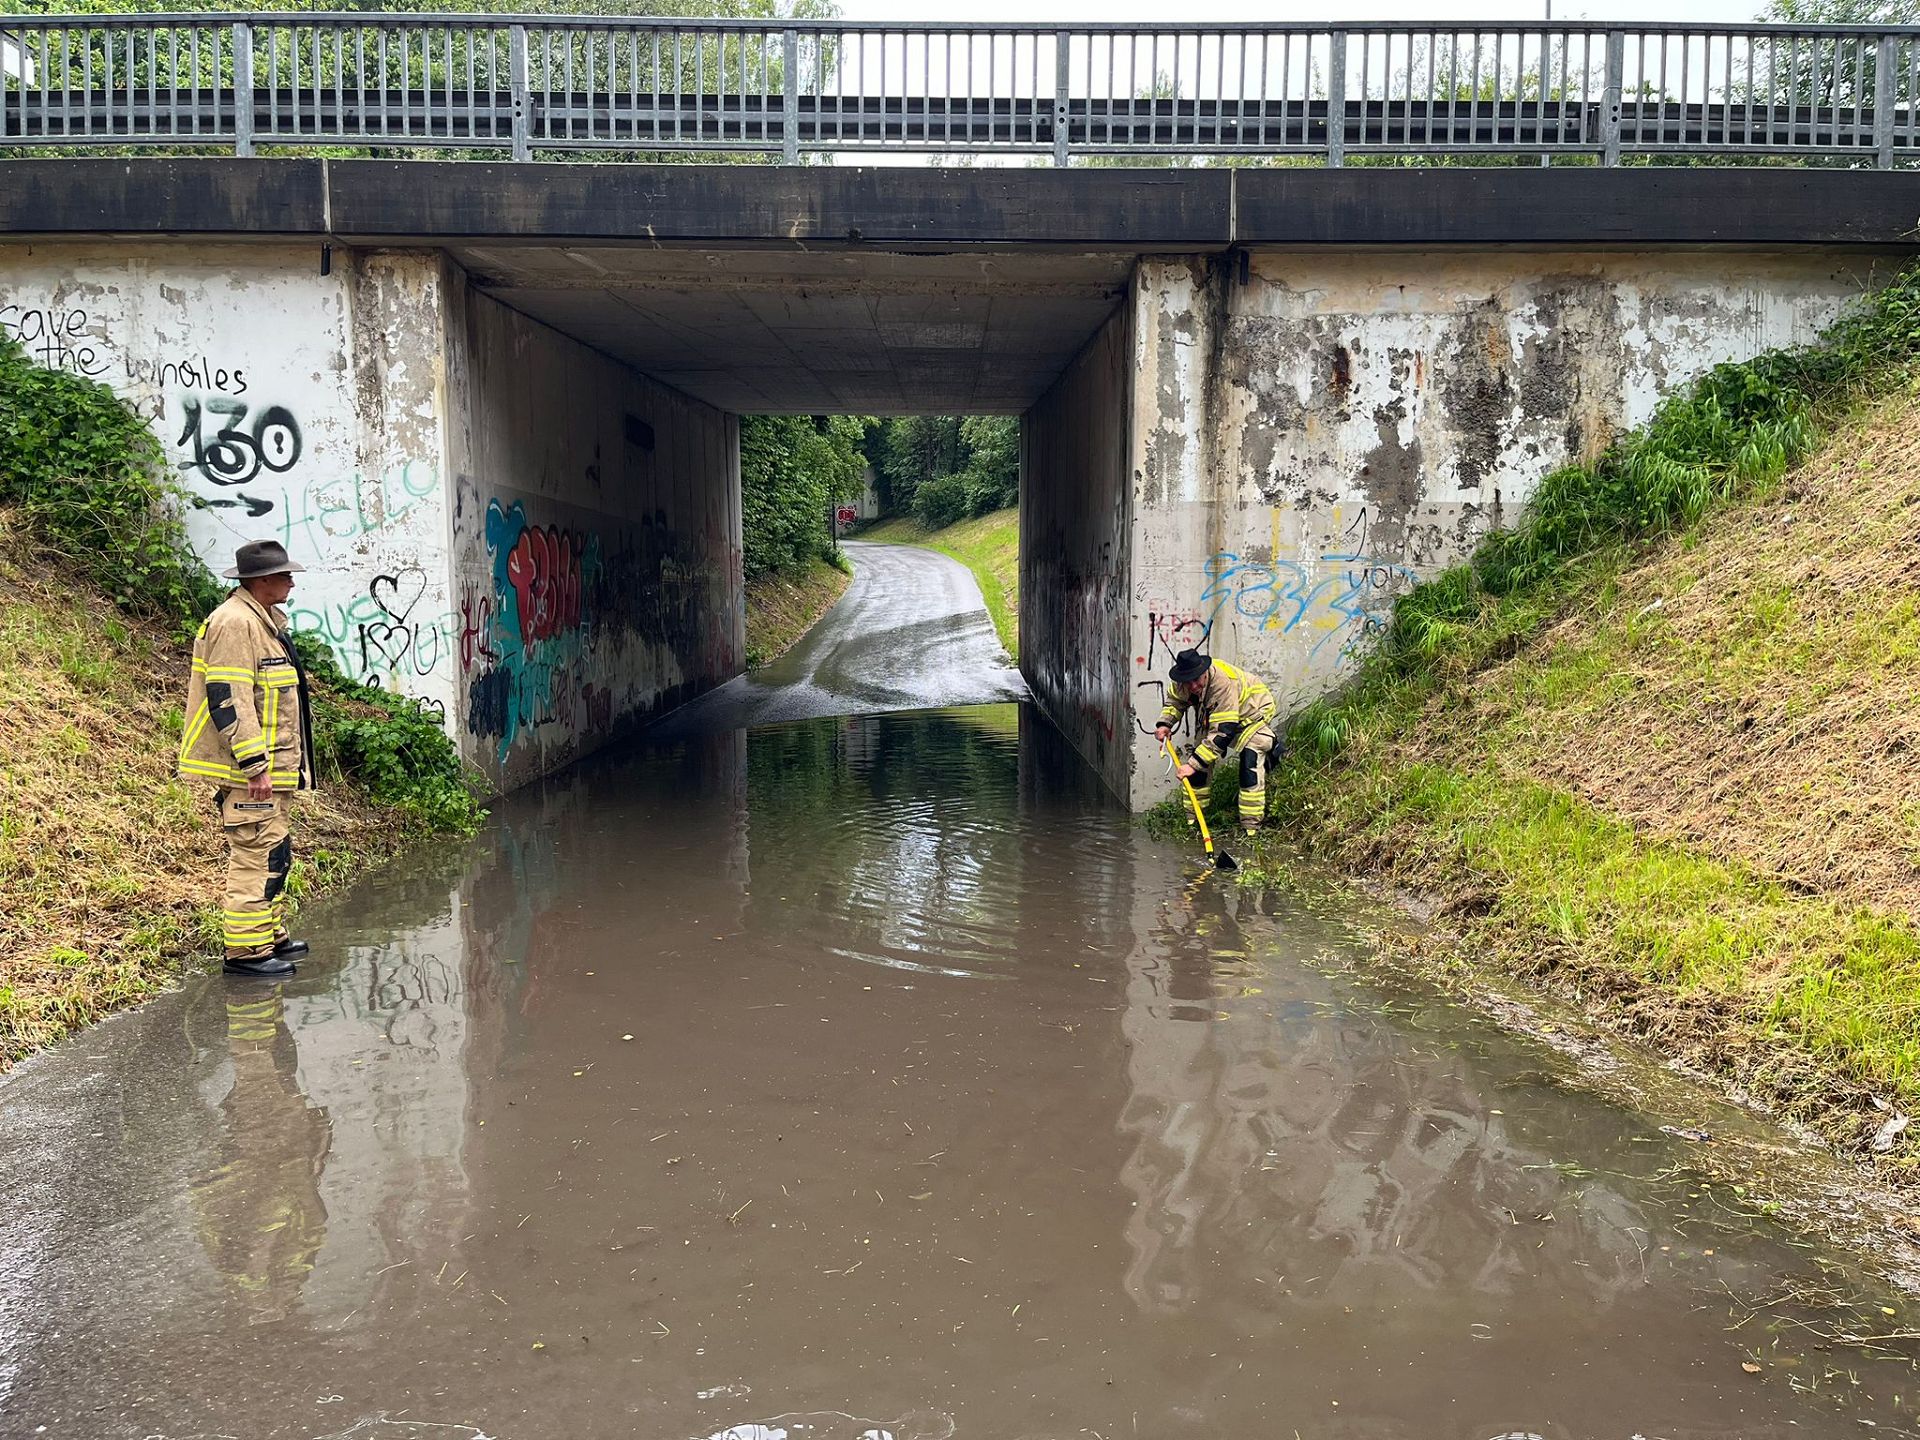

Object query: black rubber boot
[224,952,295,979]
[272,936,309,961]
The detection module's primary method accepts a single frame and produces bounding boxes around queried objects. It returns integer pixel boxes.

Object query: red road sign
[835,505,858,525]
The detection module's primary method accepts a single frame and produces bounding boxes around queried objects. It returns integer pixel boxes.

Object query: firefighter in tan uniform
[1154,648,1280,836]
[180,540,316,978]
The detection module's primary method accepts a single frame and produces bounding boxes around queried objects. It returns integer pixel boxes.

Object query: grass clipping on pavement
[1258,272,1920,1180]
[0,514,408,1068]
[859,506,1019,662]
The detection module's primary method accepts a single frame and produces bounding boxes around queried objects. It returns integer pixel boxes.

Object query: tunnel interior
[443,239,1140,798]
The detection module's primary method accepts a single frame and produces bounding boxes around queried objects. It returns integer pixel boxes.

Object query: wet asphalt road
[648,540,1026,737]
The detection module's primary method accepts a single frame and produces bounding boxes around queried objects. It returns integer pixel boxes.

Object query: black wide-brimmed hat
[223,539,306,580]
[1168,648,1210,684]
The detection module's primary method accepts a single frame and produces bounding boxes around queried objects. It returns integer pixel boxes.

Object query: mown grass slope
[0,513,411,1066]
[745,553,852,668]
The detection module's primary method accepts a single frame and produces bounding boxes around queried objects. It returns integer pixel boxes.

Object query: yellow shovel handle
[1164,736,1216,857]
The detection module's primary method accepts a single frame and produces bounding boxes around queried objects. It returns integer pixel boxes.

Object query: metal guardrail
[4,15,1919,166]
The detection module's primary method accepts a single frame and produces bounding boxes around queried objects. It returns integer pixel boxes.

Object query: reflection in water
[2,705,1916,1440]
[1116,879,1662,1319]
[188,988,330,1325]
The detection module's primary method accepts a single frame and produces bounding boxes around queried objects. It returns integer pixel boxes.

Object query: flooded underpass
[4,704,1920,1440]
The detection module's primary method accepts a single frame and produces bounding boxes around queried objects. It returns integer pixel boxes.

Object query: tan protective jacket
[179,588,313,791]
[1158,659,1277,767]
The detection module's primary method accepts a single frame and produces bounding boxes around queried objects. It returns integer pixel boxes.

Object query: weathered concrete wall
[443,274,742,793]
[1124,248,1871,806]
[0,243,458,720]
[1021,302,1134,797]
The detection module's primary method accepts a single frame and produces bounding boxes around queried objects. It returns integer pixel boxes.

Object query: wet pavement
[4,704,1920,1440]
[648,541,1025,738]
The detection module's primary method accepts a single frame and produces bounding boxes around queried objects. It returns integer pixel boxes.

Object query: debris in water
[1660,1125,1713,1143]
[1870,1100,1910,1153]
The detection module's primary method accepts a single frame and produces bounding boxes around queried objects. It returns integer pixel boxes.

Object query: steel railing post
[233,21,254,156]
[1876,32,1896,168]
[782,28,800,163]
[510,23,530,161]
[1053,29,1071,166]
[1601,29,1624,165]
[1326,29,1346,167]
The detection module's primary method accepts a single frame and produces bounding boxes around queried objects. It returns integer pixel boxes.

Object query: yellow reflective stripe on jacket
[263,680,280,766]
[179,701,212,760]
[192,659,259,682]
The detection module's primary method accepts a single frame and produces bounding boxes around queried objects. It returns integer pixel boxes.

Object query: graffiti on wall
[1,305,110,377]
[289,564,457,694]
[3,289,454,718]
[462,498,614,760]
[1193,507,1418,666]
[175,395,303,516]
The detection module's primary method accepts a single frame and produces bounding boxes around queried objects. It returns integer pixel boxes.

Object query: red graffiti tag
[505,525,585,644]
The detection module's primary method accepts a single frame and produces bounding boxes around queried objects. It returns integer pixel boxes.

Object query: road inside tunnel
[649,541,1026,738]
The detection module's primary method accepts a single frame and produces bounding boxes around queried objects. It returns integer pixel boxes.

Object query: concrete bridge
[2,157,1915,804]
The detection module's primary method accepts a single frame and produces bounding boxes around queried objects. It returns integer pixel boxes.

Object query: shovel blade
[1213,850,1238,872]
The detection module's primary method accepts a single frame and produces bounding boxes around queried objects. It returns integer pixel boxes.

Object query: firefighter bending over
[1154,648,1279,836]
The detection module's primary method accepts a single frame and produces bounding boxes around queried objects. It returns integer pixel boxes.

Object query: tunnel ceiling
[447,245,1134,415]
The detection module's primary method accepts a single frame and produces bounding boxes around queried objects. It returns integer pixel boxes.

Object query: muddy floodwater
[4,706,1920,1440]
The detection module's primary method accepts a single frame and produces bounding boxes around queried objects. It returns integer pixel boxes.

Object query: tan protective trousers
[217,789,293,958]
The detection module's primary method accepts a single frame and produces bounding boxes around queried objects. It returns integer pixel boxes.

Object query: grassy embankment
[0,341,484,1070]
[858,505,1019,661]
[744,553,852,669]
[1236,268,1920,1175]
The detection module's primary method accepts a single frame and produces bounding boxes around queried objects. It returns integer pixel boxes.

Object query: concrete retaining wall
[1020,301,1134,797]
[444,274,742,793]
[1122,248,1873,807]
[0,243,458,721]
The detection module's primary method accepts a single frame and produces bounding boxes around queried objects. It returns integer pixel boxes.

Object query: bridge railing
[3,15,1917,166]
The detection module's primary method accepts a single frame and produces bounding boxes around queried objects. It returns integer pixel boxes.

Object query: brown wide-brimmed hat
[223,539,306,580]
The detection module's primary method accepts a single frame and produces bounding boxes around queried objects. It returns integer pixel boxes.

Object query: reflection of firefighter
[189,988,330,1325]
[1154,649,1280,836]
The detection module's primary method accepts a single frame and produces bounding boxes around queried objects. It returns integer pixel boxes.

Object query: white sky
[836,0,1768,25]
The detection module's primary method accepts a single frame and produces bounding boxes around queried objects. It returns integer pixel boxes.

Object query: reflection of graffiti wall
[0,246,458,722]
[446,278,742,790]
[1116,250,1867,807]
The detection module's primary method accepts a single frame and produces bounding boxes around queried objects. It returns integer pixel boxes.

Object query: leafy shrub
[0,336,223,626]
[913,472,971,529]
[741,413,870,576]
[293,633,486,835]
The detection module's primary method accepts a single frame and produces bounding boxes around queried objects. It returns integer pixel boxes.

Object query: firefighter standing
[1154,648,1279,836]
[179,540,316,978]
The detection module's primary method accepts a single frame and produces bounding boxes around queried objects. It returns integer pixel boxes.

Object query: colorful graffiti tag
[462,499,606,759]
[1194,509,1418,666]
